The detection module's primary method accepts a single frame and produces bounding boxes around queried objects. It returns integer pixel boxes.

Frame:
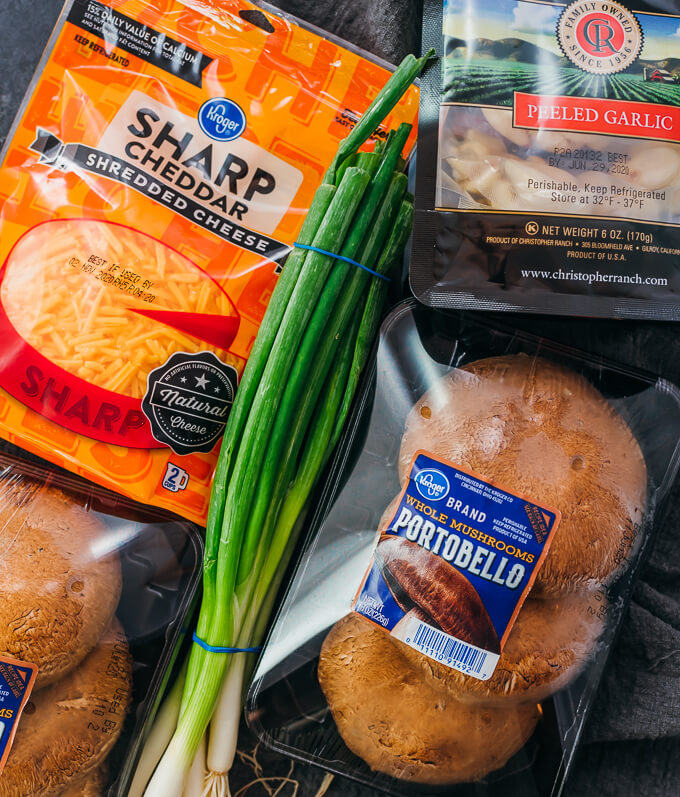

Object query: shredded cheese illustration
[2,220,240,398]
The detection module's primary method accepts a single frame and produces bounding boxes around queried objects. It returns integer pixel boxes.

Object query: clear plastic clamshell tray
[0,447,202,796]
[246,299,680,797]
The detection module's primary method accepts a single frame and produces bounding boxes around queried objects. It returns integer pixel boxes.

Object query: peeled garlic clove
[459,129,507,158]
[439,167,461,192]
[628,145,680,190]
[440,129,464,159]
[484,177,520,210]
[444,156,499,192]
[574,170,621,216]
[526,155,577,183]
[503,158,575,211]
[532,129,572,153]
[481,108,531,148]
[565,130,611,150]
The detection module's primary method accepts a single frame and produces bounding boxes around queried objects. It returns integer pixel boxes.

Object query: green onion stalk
[139,49,433,797]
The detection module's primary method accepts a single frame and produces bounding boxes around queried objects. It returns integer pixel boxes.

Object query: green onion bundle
[137,50,432,797]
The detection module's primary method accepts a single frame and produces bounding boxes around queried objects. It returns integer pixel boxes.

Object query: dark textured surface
[0,2,678,796]
[273,0,423,65]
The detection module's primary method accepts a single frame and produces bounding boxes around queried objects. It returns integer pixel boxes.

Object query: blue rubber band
[192,631,262,654]
[293,242,391,282]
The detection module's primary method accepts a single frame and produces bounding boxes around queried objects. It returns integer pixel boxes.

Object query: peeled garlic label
[440,0,680,221]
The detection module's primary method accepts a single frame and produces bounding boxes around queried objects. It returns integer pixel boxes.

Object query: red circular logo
[558,1,642,75]
[576,13,625,57]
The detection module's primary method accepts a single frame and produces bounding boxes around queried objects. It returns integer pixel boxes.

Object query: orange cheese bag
[0,0,418,523]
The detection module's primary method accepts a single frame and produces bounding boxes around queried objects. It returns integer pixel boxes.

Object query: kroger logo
[198,98,246,142]
[414,469,450,501]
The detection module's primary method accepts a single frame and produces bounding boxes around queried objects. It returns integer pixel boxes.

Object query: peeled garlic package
[413,0,680,319]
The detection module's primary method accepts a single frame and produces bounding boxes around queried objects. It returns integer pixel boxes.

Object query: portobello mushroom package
[0,0,418,524]
[247,300,680,796]
[413,0,680,318]
[0,449,202,796]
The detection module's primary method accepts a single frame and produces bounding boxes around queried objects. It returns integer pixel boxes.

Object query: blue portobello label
[0,656,38,775]
[353,450,561,680]
[142,351,238,456]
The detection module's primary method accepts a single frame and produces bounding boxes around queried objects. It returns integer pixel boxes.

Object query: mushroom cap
[0,482,122,687]
[400,590,606,704]
[318,613,539,785]
[0,620,132,797]
[58,766,107,797]
[398,355,647,595]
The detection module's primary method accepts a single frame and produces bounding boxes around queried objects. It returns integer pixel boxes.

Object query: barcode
[412,622,488,674]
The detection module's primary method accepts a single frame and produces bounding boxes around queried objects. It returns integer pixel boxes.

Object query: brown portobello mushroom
[318,613,539,785]
[376,535,500,653]
[0,620,132,797]
[58,766,107,797]
[398,355,647,596]
[0,481,122,688]
[400,590,606,703]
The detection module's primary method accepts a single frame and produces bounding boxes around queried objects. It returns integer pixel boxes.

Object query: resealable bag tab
[0,0,418,523]
[248,300,680,796]
[414,0,680,319]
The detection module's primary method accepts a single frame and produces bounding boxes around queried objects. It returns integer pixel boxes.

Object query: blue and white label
[0,656,38,774]
[198,98,246,142]
[162,462,189,492]
[353,451,562,681]
[414,468,450,501]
